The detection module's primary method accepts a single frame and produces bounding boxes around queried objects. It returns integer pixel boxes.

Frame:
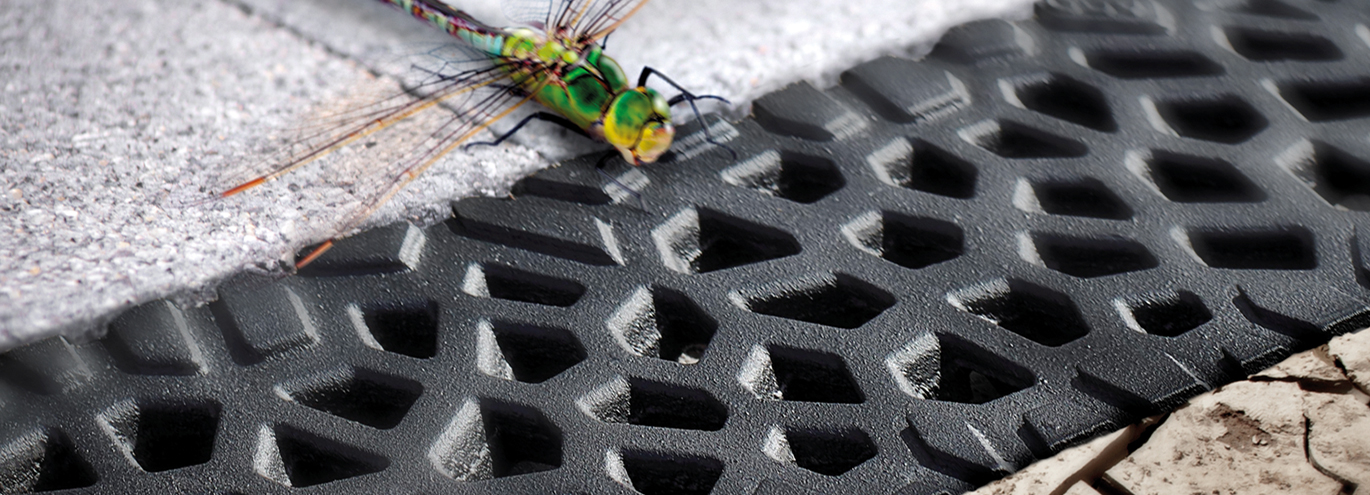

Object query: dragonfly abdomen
[378,0,504,56]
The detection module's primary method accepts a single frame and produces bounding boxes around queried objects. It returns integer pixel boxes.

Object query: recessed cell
[255,424,388,488]
[733,273,896,329]
[961,120,1088,159]
[869,139,978,199]
[764,427,878,476]
[577,377,728,431]
[1085,50,1223,79]
[1218,0,1318,19]
[841,211,964,269]
[1224,27,1342,61]
[1186,227,1317,270]
[1027,179,1133,220]
[429,400,562,481]
[0,428,98,492]
[1279,141,1370,210]
[886,333,1034,403]
[651,207,801,274]
[278,367,422,430]
[948,279,1090,347]
[1153,96,1268,144]
[1013,74,1117,131]
[739,345,865,404]
[98,399,221,472]
[1138,151,1264,203]
[721,150,846,204]
[608,450,724,495]
[1118,291,1213,337]
[606,286,718,364]
[1279,78,1370,122]
[461,263,585,307]
[1029,233,1159,278]
[350,300,439,359]
[476,321,587,383]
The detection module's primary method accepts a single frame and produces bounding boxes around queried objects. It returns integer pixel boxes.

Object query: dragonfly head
[603,87,674,165]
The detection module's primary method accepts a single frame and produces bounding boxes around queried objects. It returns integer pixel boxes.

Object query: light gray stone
[1306,390,1370,489]
[1104,380,1343,495]
[1329,329,1370,394]
[1253,345,1347,384]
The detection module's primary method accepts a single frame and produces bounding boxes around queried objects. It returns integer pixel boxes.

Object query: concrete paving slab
[978,328,1370,495]
[0,0,1032,348]
[1104,380,1344,495]
[1330,327,1370,395]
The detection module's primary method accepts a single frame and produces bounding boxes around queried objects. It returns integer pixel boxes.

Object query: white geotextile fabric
[0,0,1033,349]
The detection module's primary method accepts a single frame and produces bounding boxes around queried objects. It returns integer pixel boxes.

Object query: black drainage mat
[7,0,1370,492]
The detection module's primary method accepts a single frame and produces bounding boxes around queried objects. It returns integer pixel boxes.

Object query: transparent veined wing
[500,0,555,29]
[215,42,516,196]
[215,41,551,266]
[501,0,651,42]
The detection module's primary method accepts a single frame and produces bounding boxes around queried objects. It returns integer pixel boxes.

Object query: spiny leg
[637,67,738,160]
[464,111,590,149]
[595,150,645,208]
[668,94,728,106]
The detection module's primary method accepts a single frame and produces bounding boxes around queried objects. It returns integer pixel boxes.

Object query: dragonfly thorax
[500,27,671,165]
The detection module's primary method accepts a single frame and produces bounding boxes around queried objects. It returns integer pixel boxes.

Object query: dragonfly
[220,0,731,268]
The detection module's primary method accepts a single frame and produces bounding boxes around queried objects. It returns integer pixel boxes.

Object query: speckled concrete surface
[0,0,1034,349]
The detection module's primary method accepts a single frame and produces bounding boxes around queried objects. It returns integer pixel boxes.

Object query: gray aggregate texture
[0,0,1032,349]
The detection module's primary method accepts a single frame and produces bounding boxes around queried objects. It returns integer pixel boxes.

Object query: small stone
[1253,345,1346,384]
[1104,381,1343,495]
[1328,328,1370,394]
[1305,390,1370,489]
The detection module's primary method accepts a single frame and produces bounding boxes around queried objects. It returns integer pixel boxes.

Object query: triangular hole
[0,428,98,492]
[652,208,800,274]
[261,425,388,488]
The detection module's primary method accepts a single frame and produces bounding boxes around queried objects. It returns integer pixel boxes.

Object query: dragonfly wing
[303,63,549,249]
[501,0,651,42]
[215,43,523,198]
[500,0,560,29]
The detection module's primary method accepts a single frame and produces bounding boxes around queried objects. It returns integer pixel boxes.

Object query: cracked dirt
[970,328,1370,495]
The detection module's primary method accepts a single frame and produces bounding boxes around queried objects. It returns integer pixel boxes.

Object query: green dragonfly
[222,0,730,267]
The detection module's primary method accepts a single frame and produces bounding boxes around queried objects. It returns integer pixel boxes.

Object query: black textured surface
[7,0,1370,492]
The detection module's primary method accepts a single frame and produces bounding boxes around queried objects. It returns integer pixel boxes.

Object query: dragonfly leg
[595,150,646,208]
[465,112,590,150]
[637,67,738,160]
[668,94,729,106]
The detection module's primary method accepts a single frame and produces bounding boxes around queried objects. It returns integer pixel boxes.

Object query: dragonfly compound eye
[634,120,674,164]
[646,89,671,119]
